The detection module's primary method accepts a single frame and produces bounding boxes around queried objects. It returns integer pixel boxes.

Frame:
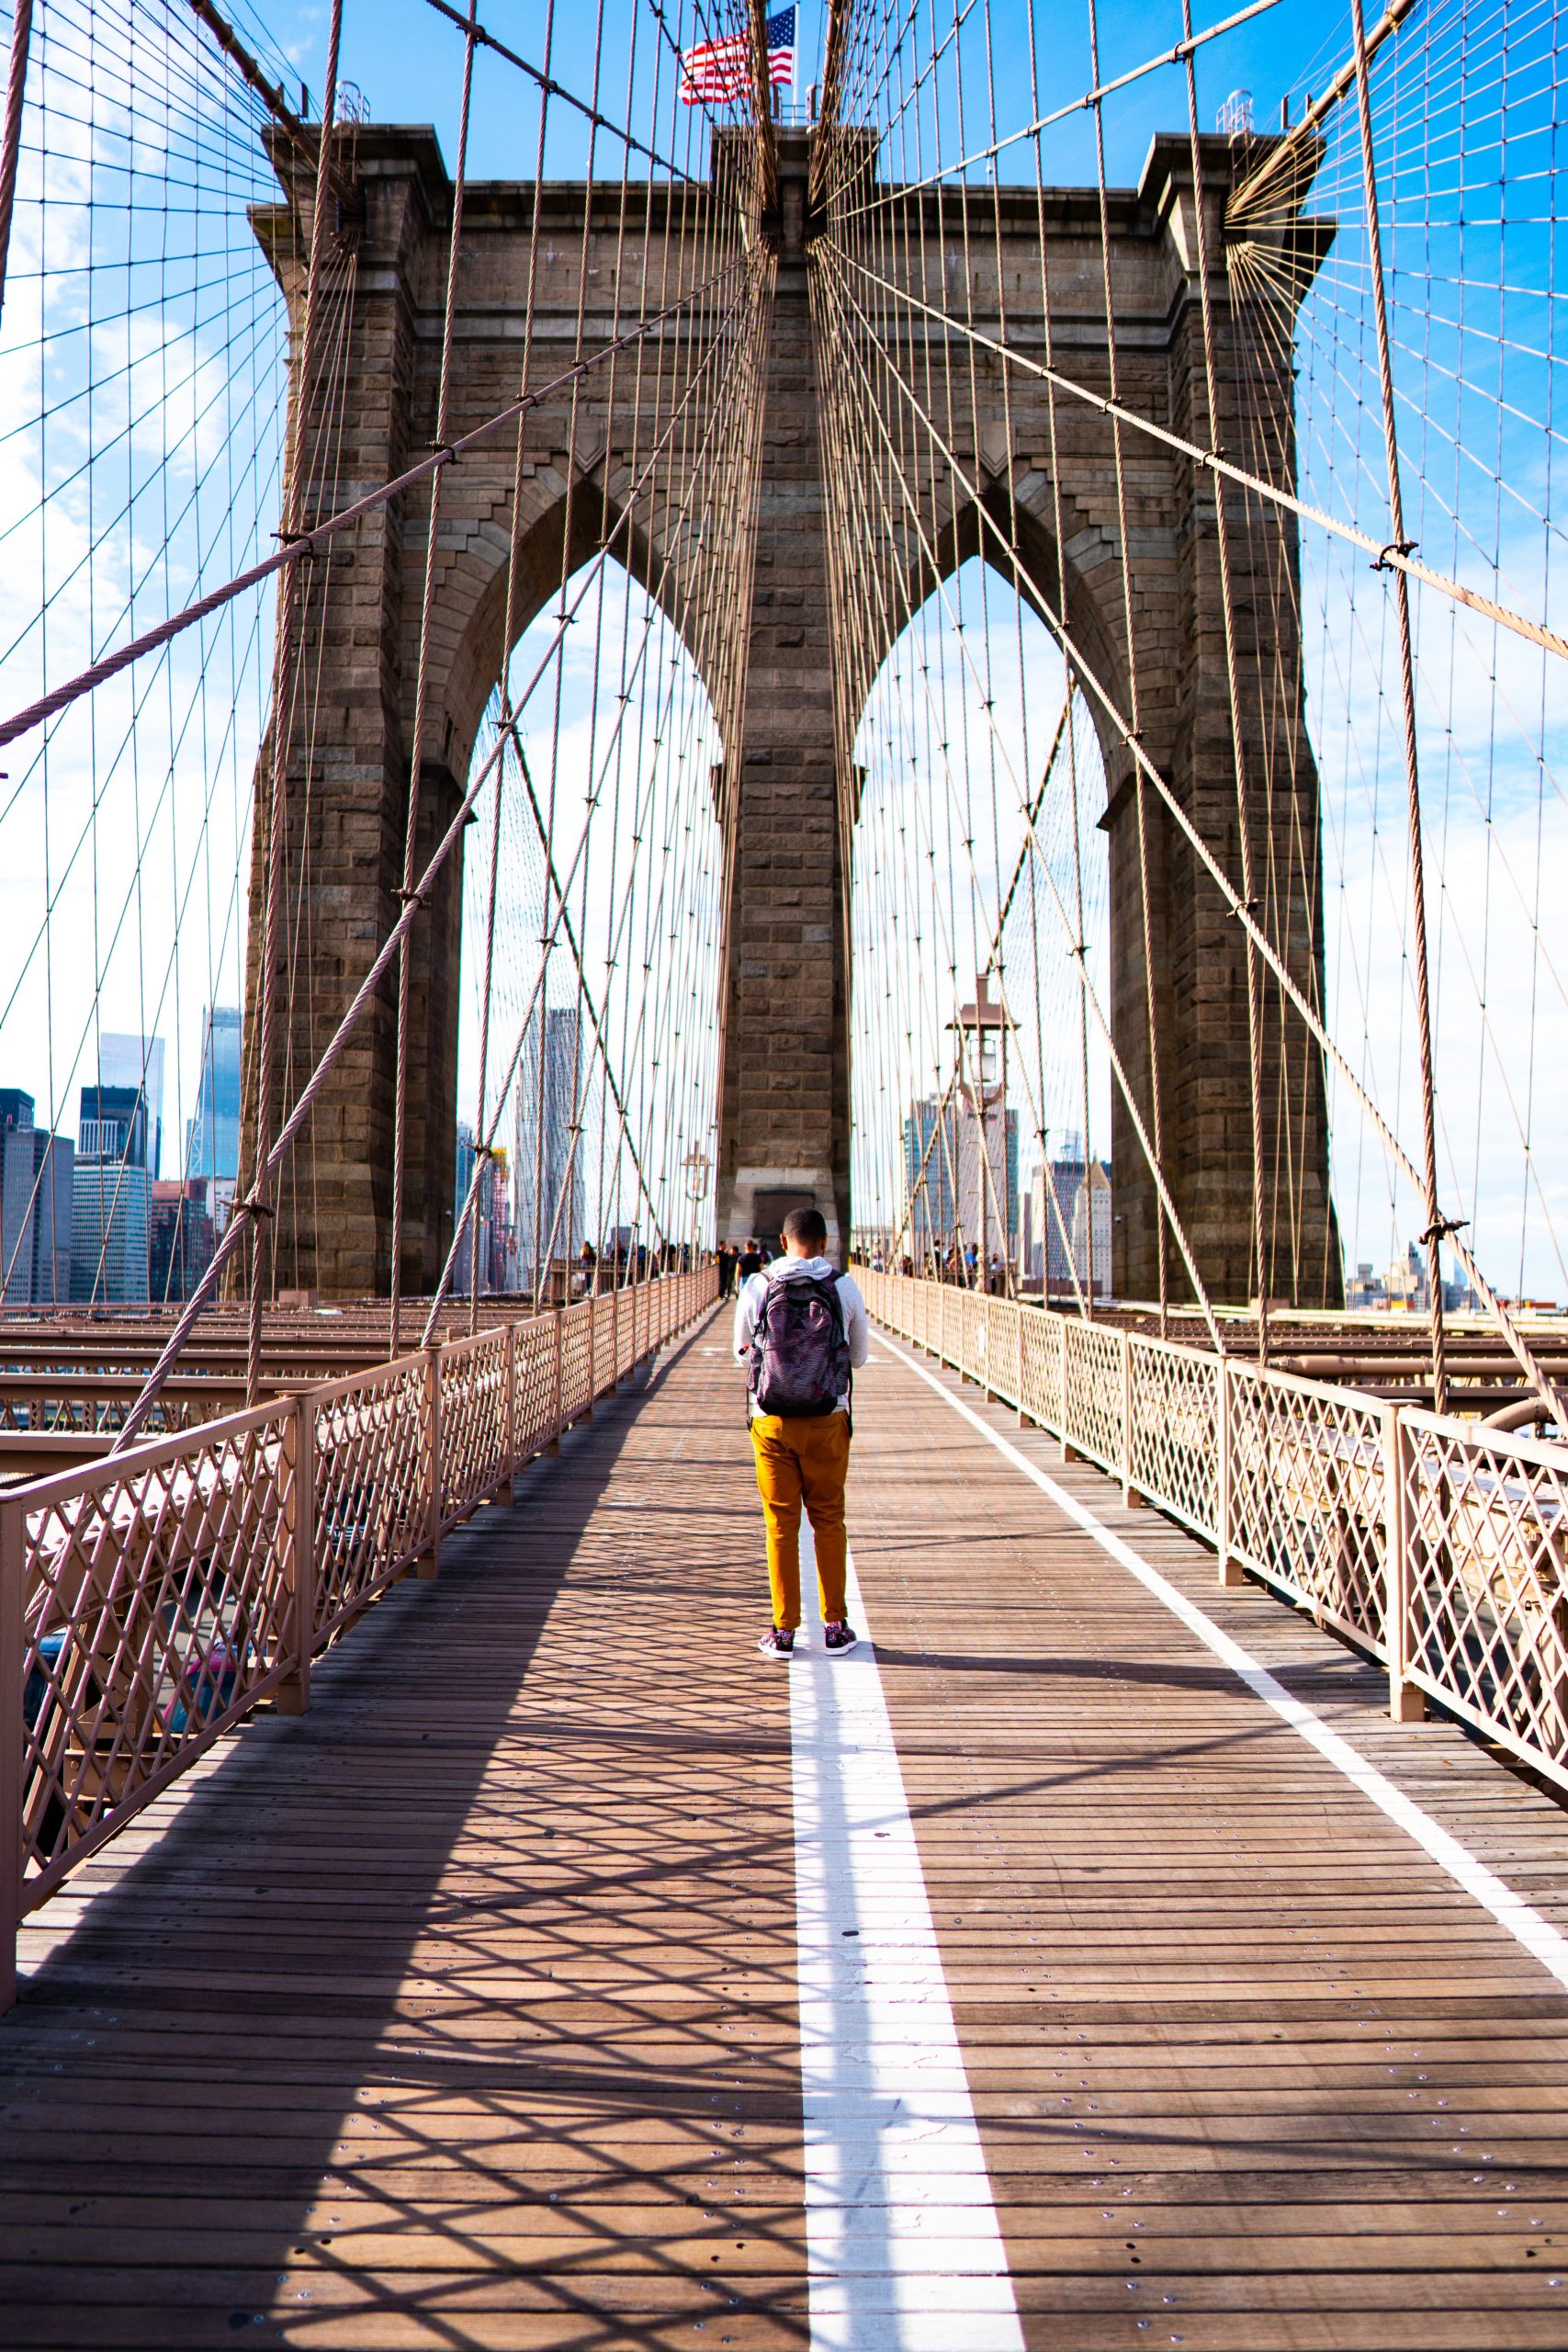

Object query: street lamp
[682,1143,710,1271]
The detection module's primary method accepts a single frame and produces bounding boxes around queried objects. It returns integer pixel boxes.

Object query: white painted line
[791,1521,1025,2352]
[875,1330,1568,1996]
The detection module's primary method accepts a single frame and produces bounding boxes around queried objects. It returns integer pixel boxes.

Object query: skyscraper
[452,1120,478,1295]
[1021,1141,1111,1298]
[902,1092,1017,1264]
[28,1128,73,1305]
[0,1091,73,1306]
[71,1042,158,1303]
[78,1085,152,1170]
[903,1097,958,1257]
[96,1035,164,1177]
[71,1157,151,1305]
[0,1089,36,1306]
[513,1004,585,1280]
[186,1006,242,1182]
[151,1180,215,1303]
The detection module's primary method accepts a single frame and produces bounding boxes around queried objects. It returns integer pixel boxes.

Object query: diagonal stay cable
[818,235,1562,1413]
[419,0,702,185]
[825,241,1568,668]
[106,263,763,1445]
[0,256,748,753]
[828,0,1285,231]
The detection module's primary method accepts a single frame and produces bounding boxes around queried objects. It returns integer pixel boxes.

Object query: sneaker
[823,1620,859,1654]
[757,1626,795,1660]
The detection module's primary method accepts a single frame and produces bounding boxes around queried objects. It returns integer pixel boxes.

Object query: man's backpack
[750,1272,852,1419]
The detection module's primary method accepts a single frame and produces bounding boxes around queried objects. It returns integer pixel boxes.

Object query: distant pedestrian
[734,1207,870,1662]
[717,1245,737,1297]
[738,1236,765,1283]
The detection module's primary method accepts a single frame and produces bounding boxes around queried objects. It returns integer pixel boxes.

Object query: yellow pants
[750,1410,851,1630]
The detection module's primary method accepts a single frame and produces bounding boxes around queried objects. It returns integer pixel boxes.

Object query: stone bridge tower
[248,120,1339,1306]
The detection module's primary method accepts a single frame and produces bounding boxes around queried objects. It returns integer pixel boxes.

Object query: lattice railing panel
[616,1292,637,1381]
[310,1355,429,1640]
[1404,1414,1568,1788]
[860,1272,1568,1791]
[1062,1318,1124,1475]
[513,1318,558,1458]
[439,1330,509,1526]
[17,1405,299,1904]
[3,1268,719,1986]
[982,1299,1023,1411]
[1020,1307,1064,1430]
[1128,1337,1220,1538]
[948,1287,982,1377]
[1227,1366,1389,1654]
[558,1303,595,1421]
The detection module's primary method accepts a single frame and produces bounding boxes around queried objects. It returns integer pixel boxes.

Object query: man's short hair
[781,1205,828,1251]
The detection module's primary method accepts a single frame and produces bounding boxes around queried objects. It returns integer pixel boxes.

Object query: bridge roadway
[4,1313,1568,2348]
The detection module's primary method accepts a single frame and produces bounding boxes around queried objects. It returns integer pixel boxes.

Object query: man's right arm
[733,1273,760,1360]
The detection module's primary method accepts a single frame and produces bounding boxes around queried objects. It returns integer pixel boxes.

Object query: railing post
[499,1325,517,1505]
[549,1308,563,1453]
[418,1343,442,1578]
[1,1495,22,2017]
[276,1391,314,1713]
[611,1281,622,1389]
[1217,1357,1244,1585]
[1384,1406,1425,1721]
[583,1292,596,1420]
[1059,1322,1078,1464]
[1121,1330,1140,1507]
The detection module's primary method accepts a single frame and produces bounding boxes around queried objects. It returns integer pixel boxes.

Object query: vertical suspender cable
[1085,0,1168,1334]
[248,0,342,1404]
[1347,0,1450,1412]
[1179,1,1271,1359]
[389,0,479,1351]
[0,0,33,331]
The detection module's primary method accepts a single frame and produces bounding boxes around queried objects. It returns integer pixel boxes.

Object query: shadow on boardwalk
[0,1323,811,2349]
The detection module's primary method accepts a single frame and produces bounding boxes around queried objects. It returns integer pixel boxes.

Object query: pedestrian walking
[734,1207,870,1660]
[738,1236,765,1282]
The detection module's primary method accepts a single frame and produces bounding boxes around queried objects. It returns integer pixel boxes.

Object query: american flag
[680,7,795,106]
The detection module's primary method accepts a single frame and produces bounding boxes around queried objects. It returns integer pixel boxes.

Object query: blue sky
[2,0,1562,1296]
[238,0,1360,188]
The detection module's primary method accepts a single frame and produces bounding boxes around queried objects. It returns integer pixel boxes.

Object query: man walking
[734,1207,870,1660]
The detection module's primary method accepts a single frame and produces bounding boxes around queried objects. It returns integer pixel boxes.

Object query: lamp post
[682,1143,710,1273]
[948,975,1009,1293]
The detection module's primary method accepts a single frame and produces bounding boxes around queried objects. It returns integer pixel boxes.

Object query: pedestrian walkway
[3,1315,1568,2348]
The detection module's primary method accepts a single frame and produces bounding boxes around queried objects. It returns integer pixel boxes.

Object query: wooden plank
[842,1342,1568,2350]
[3,1324,1568,2347]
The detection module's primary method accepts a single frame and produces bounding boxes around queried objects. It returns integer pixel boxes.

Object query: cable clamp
[397,887,425,907]
[234,1195,276,1219]
[273,528,318,559]
[1372,538,1417,572]
[430,440,459,464]
[1420,1214,1469,1247]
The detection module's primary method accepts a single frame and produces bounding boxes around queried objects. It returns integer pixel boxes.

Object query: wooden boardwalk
[3,1313,1568,2347]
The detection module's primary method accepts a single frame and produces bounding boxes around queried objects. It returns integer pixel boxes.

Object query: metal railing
[1,1269,716,2007]
[864,1271,1568,1797]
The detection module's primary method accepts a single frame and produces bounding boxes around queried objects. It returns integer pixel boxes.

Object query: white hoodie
[732,1255,870,1417]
